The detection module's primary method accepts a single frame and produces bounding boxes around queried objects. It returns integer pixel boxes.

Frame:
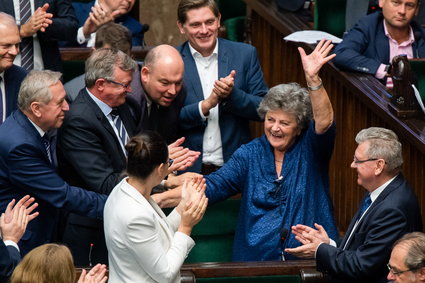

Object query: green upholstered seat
[185,198,240,263]
[409,60,425,102]
[223,16,246,42]
[314,0,347,38]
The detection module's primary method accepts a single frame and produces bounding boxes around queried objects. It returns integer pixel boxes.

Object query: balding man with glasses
[286,127,422,283]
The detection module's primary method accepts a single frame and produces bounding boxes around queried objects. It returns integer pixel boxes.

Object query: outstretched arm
[298,39,335,134]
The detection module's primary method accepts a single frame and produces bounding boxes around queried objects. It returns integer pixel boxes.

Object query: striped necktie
[110,109,129,151]
[19,0,34,71]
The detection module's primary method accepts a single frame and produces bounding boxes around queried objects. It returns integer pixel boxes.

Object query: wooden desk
[245,0,425,231]
[60,46,151,61]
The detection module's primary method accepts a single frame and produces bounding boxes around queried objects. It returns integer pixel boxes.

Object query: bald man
[0,12,27,124]
[129,44,187,144]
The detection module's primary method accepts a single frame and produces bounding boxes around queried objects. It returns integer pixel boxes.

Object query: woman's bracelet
[307,78,323,91]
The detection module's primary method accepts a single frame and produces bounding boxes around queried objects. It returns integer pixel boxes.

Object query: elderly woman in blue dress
[202,39,339,261]
[155,39,339,261]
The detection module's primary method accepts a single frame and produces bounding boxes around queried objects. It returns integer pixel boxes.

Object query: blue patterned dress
[205,121,338,261]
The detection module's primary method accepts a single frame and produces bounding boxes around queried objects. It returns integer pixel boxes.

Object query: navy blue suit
[176,38,268,172]
[0,241,20,283]
[316,174,422,283]
[0,0,79,72]
[0,110,107,256]
[3,65,27,119]
[333,11,425,75]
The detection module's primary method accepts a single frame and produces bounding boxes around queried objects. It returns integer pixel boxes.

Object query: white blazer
[104,178,195,283]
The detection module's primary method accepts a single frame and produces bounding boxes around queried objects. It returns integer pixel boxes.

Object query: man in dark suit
[130,44,187,144]
[334,0,425,84]
[0,195,38,283]
[0,70,107,256]
[0,13,27,124]
[0,0,79,72]
[176,0,268,174]
[286,127,423,283]
[58,48,137,265]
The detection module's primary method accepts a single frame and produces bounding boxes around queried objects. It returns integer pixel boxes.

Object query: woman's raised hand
[298,39,336,80]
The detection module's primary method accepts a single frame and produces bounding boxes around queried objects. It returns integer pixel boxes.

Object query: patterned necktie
[358,194,372,219]
[0,77,4,124]
[110,109,129,150]
[42,134,53,164]
[19,0,34,71]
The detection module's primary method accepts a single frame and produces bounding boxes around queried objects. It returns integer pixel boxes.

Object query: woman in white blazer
[104,132,208,283]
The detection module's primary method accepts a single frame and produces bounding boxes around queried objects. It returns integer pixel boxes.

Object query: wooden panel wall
[246,0,425,232]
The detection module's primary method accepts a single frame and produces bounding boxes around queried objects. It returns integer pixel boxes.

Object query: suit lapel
[80,90,126,160]
[181,42,204,101]
[4,67,18,115]
[0,0,15,16]
[217,39,229,79]
[340,175,403,249]
[376,21,390,63]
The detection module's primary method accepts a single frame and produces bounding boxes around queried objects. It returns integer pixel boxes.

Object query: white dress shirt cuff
[77,27,89,44]
[3,240,19,252]
[198,101,208,120]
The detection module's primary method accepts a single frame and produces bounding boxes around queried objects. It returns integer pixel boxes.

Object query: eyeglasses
[353,157,379,164]
[168,159,174,167]
[387,263,419,276]
[105,79,131,90]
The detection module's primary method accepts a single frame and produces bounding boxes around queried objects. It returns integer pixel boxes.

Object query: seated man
[387,232,425,282]
[72,0,147,47]
[0,195,38,282]
[0,70,107,256]
[286,127,423,283]
[333,0,425,86]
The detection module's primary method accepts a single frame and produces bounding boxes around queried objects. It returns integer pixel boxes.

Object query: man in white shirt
[176,0,268,174]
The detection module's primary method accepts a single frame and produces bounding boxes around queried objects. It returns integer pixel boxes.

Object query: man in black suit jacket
[0,195,38,283]
[0,13,27,123]
[128,44,187,144]
[286,127,422,283]
[57,48,137,266]
[0,0,78,72]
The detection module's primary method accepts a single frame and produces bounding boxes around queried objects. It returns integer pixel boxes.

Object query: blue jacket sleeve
[0,242,20,282]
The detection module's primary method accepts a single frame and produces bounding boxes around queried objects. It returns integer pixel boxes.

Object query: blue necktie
[358,194,372,219]
[42,134,53,165]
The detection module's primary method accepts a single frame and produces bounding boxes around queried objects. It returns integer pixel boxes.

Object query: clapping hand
[78,264,107,283]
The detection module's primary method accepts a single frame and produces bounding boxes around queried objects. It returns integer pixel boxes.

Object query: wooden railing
[245,0,425,232]
[76,260,324,282]
[60,46,151,62]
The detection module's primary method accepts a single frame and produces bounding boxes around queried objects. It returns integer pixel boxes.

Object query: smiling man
[176,0,268,174]
[0,13,27,124]
[286,127,422,283]
[0,70,107,257]
[333,0,425,85]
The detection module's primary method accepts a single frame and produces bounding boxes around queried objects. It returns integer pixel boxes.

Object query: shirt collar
[383,19,415,45]
[86,88,113,117]
[188,40,219,59]
[27,117,46,137]
[370,175,398,202]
